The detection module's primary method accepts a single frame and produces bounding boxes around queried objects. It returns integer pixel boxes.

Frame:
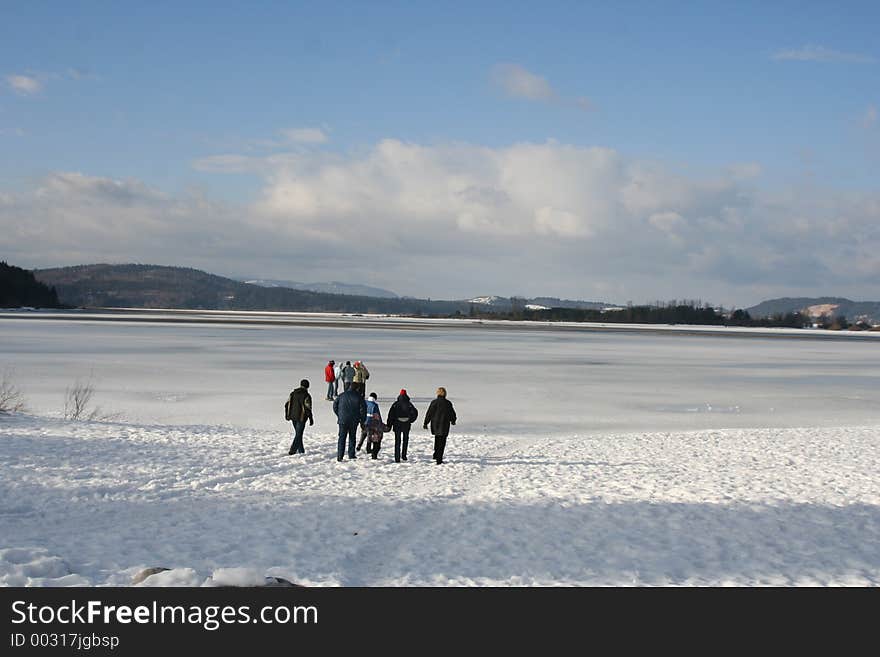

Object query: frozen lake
[2,311,879,586]
[1,311,878,434]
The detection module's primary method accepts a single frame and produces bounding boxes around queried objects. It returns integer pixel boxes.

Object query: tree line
[462,302,874,330]
[0,262,64,308]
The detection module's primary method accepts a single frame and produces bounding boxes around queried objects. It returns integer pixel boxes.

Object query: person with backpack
[333,385,367,462]
[423,387,457,465]
[285,379,314,455]
[341,361,355,392]
[386,389,418,463]
[351,360,370,398]
[324,360,336,401]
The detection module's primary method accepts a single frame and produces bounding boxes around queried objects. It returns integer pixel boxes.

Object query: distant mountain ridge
[241,278,399,299]
[34,263,877,324]
[747,297,880,323]
[32,263,622,316]
[33,264,466,315]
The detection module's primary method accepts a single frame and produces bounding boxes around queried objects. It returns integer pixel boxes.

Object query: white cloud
[574,96,594,111]
[280,127,329,144]
[6,74,43,95]
[66,67,97,81]
[490,64,594,111]
[862,105,878,129]
[772,45,876,63]
[5,142,880,305]
[492,64,556,101]
[648,211,685,232]
[534,206,590,237]
[193,154,263,173]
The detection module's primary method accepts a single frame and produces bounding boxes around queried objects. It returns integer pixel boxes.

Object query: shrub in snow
[0,371,27,414]
[63,376,121,421]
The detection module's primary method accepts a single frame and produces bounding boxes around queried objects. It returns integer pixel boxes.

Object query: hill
[0,261,63,308]
[747,297,880,324]
[33,264,468,315]
[242,278,399,298]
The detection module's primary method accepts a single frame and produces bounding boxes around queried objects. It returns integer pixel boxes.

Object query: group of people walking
[285,363,457,465]
[324,359,370,400]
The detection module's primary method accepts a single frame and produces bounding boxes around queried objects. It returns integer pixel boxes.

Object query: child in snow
[358,392,385,458]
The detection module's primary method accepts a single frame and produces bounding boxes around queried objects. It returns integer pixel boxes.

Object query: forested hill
[1,261,63,308]
[747,297,880,323]
[33,264,469,315]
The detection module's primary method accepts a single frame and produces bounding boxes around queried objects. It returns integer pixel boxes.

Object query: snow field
[2,415,878,586]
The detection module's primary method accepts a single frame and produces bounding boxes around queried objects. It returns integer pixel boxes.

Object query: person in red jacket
[324,360,336,401]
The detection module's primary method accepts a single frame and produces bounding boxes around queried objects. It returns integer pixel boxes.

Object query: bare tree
[64,378,94,420]
[0,370,27,414]
[63,376,121,421]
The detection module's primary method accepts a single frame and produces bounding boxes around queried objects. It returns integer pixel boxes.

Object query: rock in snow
[131,567,171,585]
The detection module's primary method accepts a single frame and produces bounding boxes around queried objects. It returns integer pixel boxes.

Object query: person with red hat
[385,388,419,463]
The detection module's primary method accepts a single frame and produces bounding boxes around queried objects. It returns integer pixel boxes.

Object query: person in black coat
[285,379,314,455]
[423,387,456,465]
[385,389,419,463]
[333,387,367,461]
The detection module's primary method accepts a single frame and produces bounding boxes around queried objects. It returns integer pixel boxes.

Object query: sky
[1,1,878,307]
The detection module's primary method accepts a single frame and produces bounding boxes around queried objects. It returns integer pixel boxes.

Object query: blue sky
[2,2,878,305]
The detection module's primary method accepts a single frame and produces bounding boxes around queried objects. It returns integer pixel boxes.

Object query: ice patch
[206,567,269,587]
[0,547,88,586]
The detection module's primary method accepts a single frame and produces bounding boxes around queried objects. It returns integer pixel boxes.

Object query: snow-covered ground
[2,416,878,586]
[1,313,879,586]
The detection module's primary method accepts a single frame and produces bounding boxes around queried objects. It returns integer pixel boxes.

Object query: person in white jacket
[333,360,343,398]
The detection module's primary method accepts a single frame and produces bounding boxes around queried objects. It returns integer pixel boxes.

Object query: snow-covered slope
[468,295,505,305]
[2,414,878,586]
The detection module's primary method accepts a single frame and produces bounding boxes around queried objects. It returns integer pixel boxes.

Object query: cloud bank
[4,140,880,306]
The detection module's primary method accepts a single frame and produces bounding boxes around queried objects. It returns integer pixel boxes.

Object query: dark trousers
[367,439,382,459]
[432,434,448,463]
[289,420,306,454]
[394,426,410,462]
[337,423,358,460]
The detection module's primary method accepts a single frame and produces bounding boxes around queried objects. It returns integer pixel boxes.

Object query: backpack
[284,391,299,421]
[396,400,414,423]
